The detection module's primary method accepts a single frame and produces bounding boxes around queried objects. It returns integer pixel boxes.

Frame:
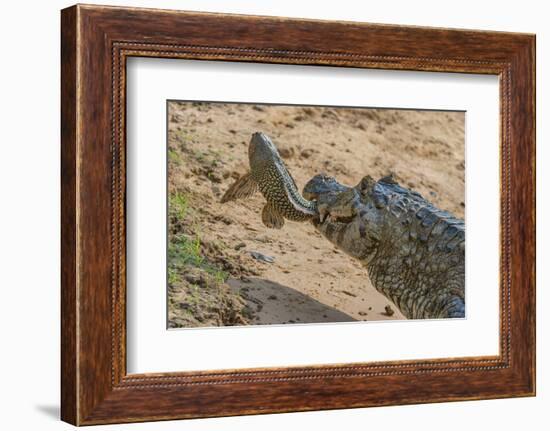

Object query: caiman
[303,173,465,319]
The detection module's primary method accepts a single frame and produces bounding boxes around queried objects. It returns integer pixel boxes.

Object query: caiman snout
[303,174,349,200]
[303,174,351,224]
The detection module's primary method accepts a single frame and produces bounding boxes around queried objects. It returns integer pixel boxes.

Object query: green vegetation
[167,267,180,285]
[207,266,228,285]
[169,233,203,267]
[168,233,229,286]
[165,146,248,328]
[167,191,229,289]
[170,191,188,220]
[168,149,182,165]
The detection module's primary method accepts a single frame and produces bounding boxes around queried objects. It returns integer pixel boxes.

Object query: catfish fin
[221,172,258,203]
[261,202,285,229]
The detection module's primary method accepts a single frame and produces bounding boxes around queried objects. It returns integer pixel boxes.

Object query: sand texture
[167,102,464,328]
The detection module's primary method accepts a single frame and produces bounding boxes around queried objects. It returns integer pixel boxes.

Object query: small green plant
[167,267,180,285]
[168,230,229,290]
[204,266,228,285]
[169,233,203,268]
[168,149,182,165]
[170,192,188,220]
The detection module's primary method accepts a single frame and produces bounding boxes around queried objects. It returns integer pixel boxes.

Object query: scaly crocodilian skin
[303,173,465,319]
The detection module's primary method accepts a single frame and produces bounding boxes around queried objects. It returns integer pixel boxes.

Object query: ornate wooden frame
[61,4,535,425]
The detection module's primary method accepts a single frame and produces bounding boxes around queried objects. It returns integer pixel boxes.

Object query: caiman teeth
[323,213,356,225]
[317,208,344,225]
[319,208,329,223]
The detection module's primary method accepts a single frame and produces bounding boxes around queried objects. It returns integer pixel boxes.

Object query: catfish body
[221,132,317,228]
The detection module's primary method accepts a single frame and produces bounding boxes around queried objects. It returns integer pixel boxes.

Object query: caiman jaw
[315,187,361,228]
[303,173,351,226]
[316,203,356,226]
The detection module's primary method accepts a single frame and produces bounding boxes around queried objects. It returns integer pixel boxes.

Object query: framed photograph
[61,4,535,425]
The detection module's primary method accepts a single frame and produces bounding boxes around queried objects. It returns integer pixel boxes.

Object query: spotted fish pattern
[221,132,317,228]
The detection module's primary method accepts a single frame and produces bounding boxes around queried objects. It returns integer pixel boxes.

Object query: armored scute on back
[303,173,465,319]
[221,132,318,228]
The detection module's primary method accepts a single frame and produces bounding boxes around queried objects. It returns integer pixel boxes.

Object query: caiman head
[303,174,384,262]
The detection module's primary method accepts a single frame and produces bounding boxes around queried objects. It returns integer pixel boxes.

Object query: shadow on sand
[227,277,356,325]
